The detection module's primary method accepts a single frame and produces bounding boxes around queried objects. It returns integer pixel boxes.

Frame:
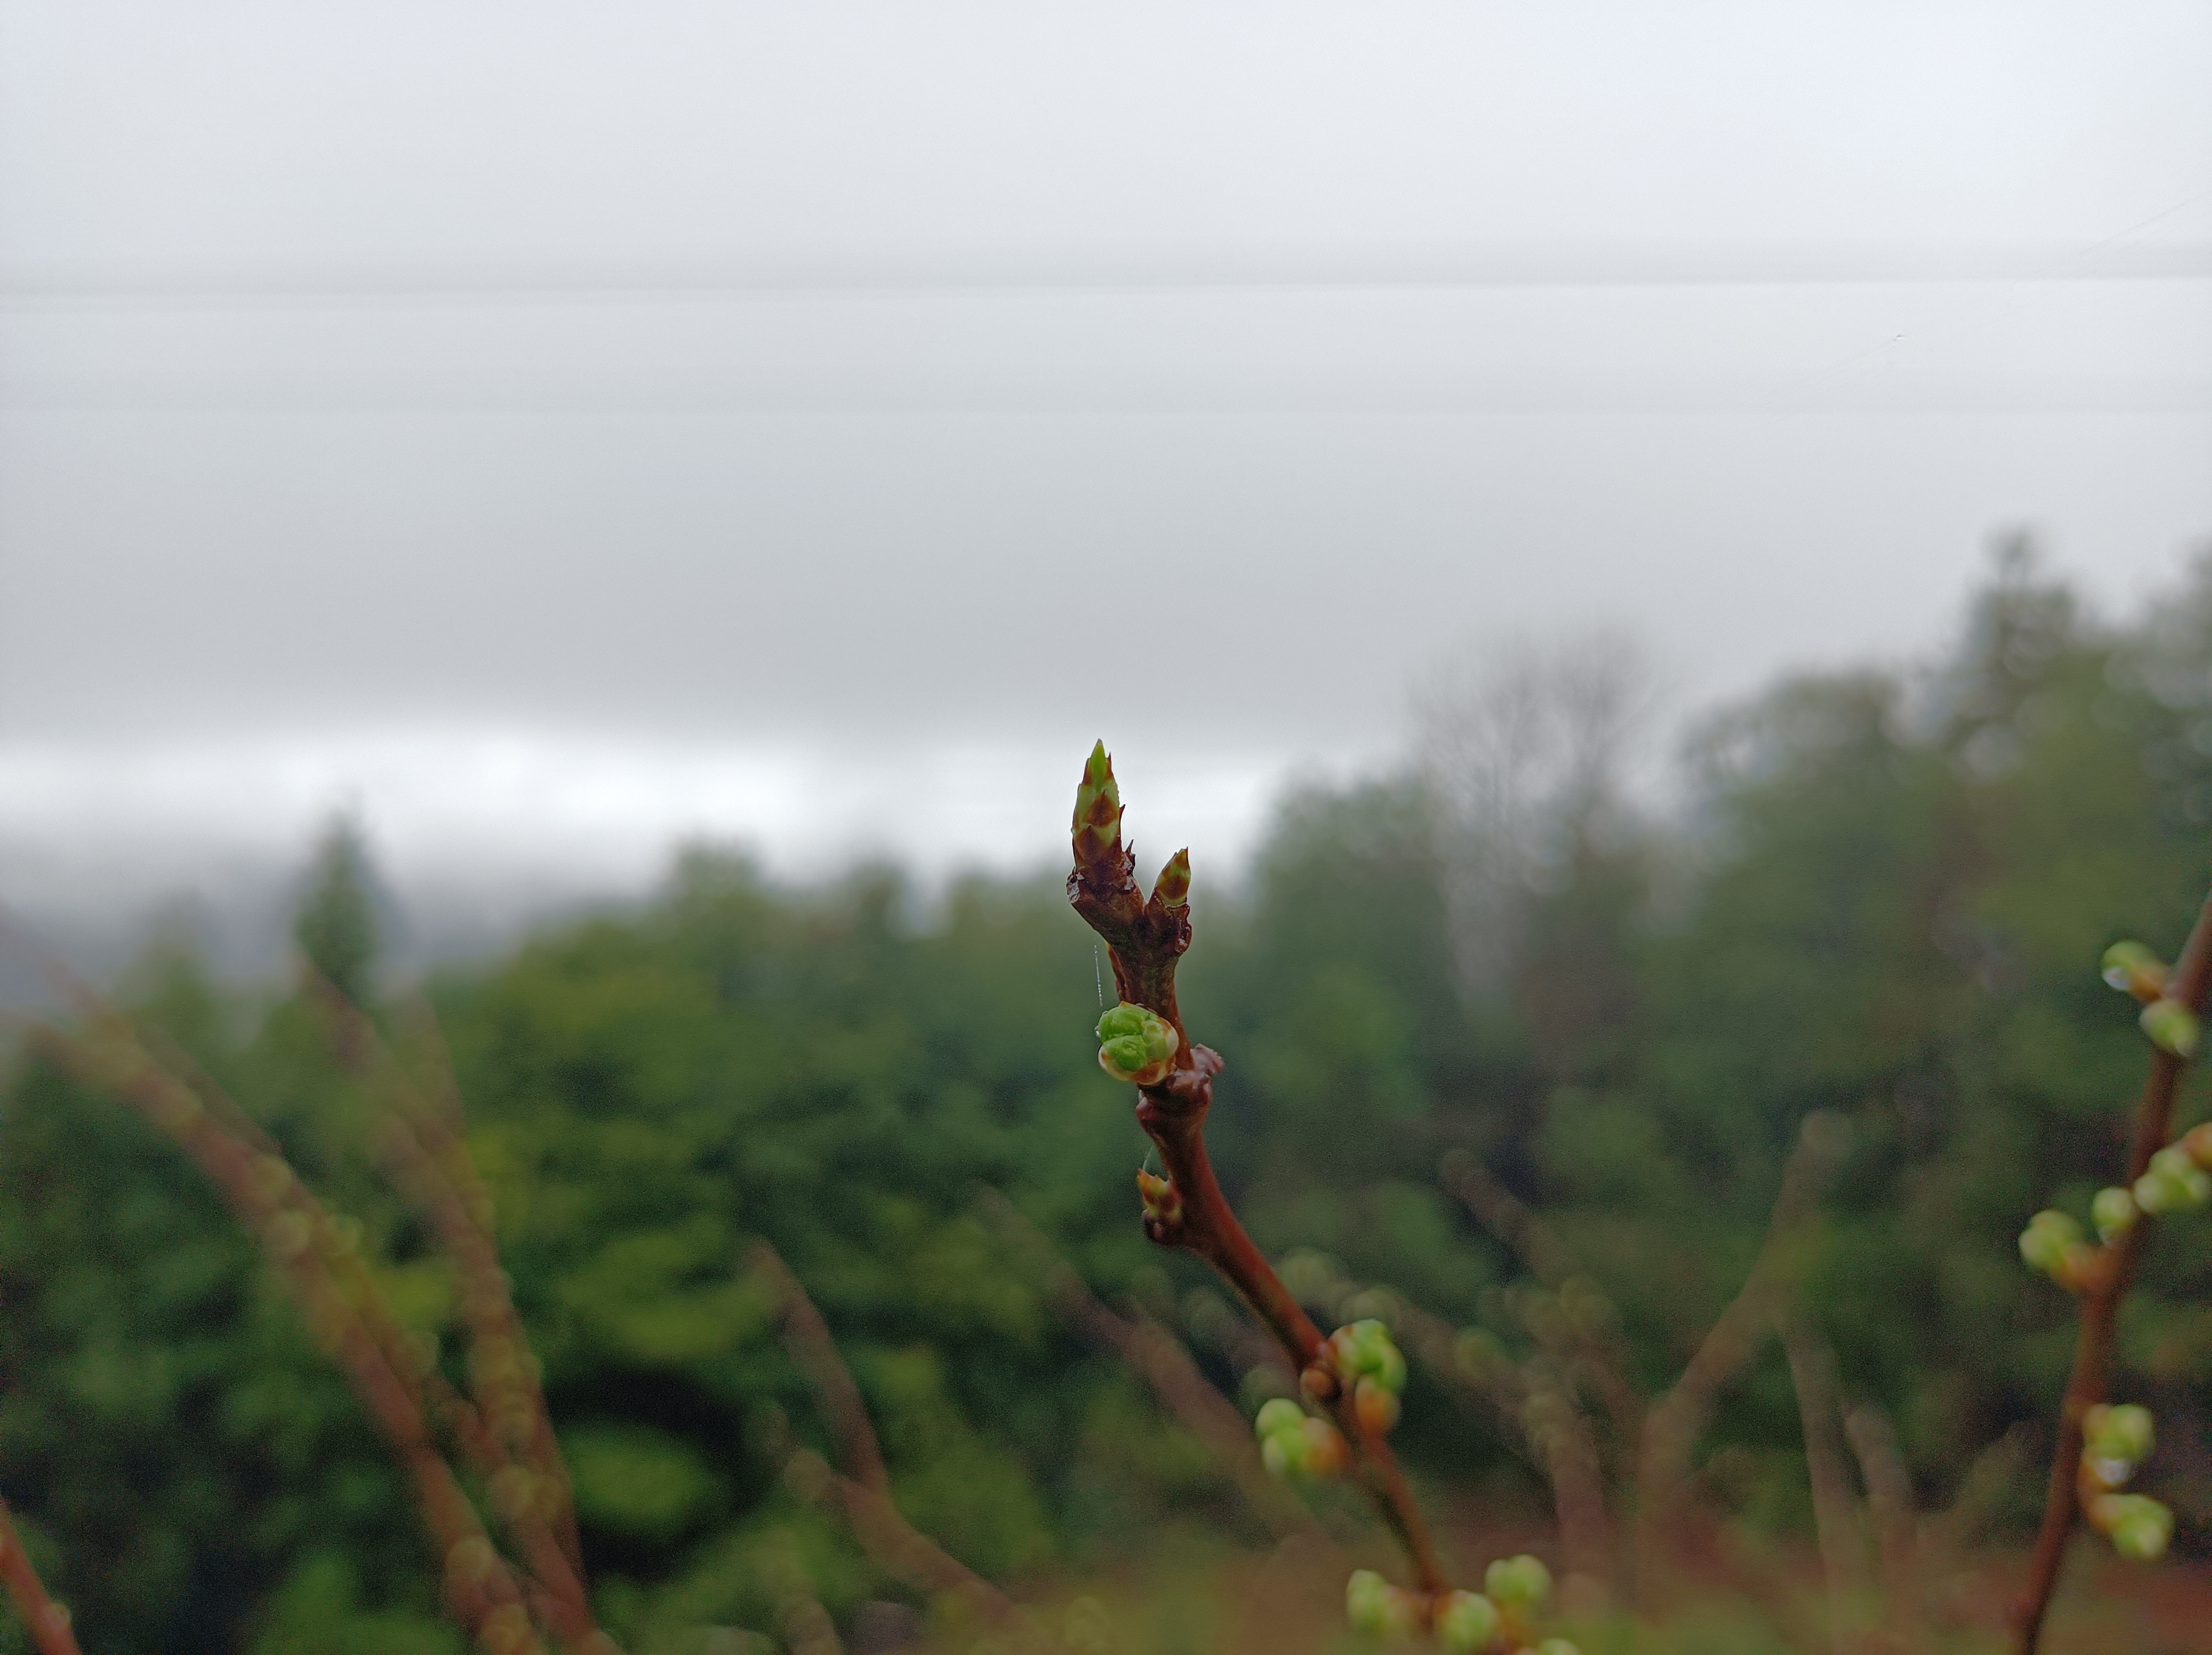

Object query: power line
[4,241,2208,309]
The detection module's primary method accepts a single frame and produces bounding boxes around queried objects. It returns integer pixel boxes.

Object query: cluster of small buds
[1328,1319,1410,1436]
[1254,1397,1349,1480]
[2018,1209,2102,1290]
[2080,1403,2173,1562]
[2107,940,2204,1057]
[1344,1557,1575,1653]
[1095,1002,1179,1086]
[1134,1168,1182,1230]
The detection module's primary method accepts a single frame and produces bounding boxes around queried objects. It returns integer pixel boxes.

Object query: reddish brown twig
[0,1499,81,1655]
[390,997,588,1573]
[2013,883,2212,1655]
[32,1019,550,1655]
[301,982,597,1638]
[747,1245,1032,1636]
[747,1243,892,1498]
[1068,750,1448,1599]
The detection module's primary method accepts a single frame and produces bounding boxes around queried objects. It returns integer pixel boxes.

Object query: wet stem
[1068,760,1452,1602]
[2013,879,2212,1655]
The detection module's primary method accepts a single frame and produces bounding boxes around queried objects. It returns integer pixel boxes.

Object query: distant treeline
[3,548,2210,1652]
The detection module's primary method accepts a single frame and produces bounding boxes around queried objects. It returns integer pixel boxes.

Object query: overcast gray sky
[2,2,2208,930]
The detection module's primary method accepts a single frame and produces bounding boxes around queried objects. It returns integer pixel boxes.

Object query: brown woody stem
[2013,882,2212,1655]
[1070,806,1450,1599]
[0,1498,81,1655]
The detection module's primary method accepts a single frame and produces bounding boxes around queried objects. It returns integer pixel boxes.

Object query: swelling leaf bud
[1354,1376,1402,1435]
[1344,1571,1417,1638]
[2093,1186,2138,1245]
[2140,999,2201,1059]
[1152,849,1192,911]
[1300,1415,1349,1478]
[1135,1168,1182,1228]
[1071,742,1124,868]
[1436,1591,1500,1653]
[2133,1148,2211,1215]
[1484,1554,1552,1610]
[1254,1398,1305,1439]
[2104,1495,2174,1563]
[1098,1004,1179,1085]
[2103,941,2168,1001]
[2018,1210,2084,1274]
[1330,1320,1407,1392]
[2084,1403,2154,1469]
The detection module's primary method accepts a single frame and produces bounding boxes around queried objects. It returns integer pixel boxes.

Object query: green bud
[1071,741,1124,868]
[1102,1034,1151,1073]
[1435,1591,1500,1653]
[2134,1148,2211,1215]
[1097,1003,1149,1041]
[1484,1554,1552,1610]
[2085,1403,2154,1467]
[1536,1642,1583,1655]
[1152,849,1191,911]
[1096,1003,1179,1082]
[2106,1495,2173,1562]
[2019,1210,2084,1273]
[1344,1570,1389,1635]
[2103,940,2166,996]
[2093,1186,2138,1245]
[1260,1434,1294,1479]
[2140,998,2201,1059]
[1373,1339,1407,1394]
[1255,1398,1305,1439]
[2153,1146,2210,1204]
[1331,1319,1405,1389]
[1344,1570,1416,1638]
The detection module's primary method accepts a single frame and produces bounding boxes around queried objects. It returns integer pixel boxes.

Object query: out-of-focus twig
[748,1244,1030,1637]
[303,981,595,1637]
[393,996,587,1569]
[1441,1149,1646,1450]
[976,1189,1326,1545]
[1634,1114,1843,1606]
[747,1243,889,1496]
[30,1016,550,1655]
[1778,1311,1871,1649]
[0,1500,81,1655]
[1844,1403,1925,1653]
